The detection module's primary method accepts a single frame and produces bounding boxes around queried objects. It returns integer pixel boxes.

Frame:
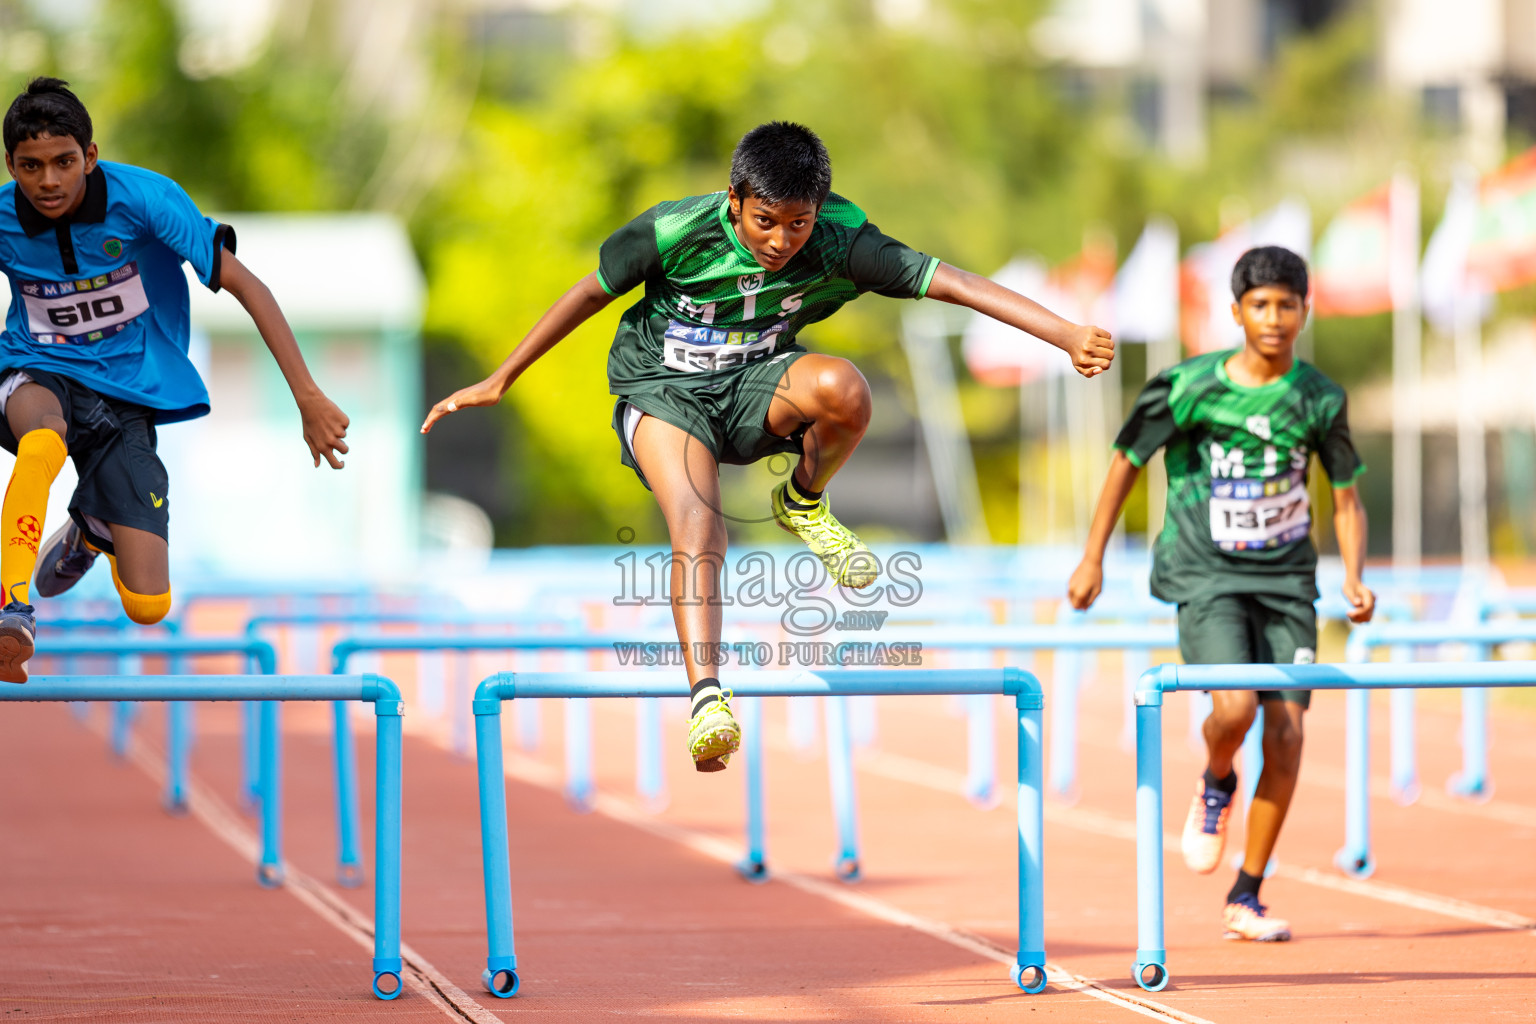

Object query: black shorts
[1176,592,1317,709]
[613,348,811,490]
[0,368,169,556]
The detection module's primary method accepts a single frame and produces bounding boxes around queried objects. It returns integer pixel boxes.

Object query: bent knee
[120,588,172,625]
[814,361,872,426]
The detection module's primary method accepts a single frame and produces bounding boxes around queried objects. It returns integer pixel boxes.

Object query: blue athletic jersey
[0,160,232,423]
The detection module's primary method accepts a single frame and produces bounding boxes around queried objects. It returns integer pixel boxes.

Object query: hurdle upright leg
[332,700,364,886]
[1048,650,1081,800]
[635,697,666,809]
[737,695,768,881]
[473,688,520,998]
[1389,641,1420,804]
[564,698,595,811]
[164,700,190,814]
[257,700,284,887]
[1011,687,1047,994]
[1451,647,1492,799]
[241,700,261,810]
[1133,685,1168,991]
[371,690,404,1000]
[1336,688,1374,877]
[825,695,861,881]
[964,692,997,807]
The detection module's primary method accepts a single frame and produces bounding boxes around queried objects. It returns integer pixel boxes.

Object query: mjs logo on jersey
[102,238,123,259]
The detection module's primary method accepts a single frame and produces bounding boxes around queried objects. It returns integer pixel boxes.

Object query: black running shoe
[0,601,36,684]
[34,521,99,599]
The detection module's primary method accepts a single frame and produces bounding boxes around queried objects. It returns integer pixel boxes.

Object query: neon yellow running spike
[771,481,879,589]
[688,691,740,772]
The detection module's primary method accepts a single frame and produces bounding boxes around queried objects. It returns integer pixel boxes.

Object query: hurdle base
[372,957,403,1000]
[1133,950,1168,992]
[734,857,769,884]
[1447,771,1494,804]
[483,954,520,998]
[337,861,365,889]
[1011,954,1047,994]
[1332,846,1376,880]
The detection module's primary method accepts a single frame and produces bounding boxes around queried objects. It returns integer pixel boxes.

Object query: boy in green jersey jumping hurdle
[423,122,1114,771]
[1068,246,1373,941]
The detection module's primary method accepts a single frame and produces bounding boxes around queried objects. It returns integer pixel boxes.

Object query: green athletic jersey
[597,191,938,391]
[1115,350,1365,603]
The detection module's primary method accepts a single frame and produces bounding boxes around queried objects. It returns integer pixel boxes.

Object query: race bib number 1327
[1209,471,1311,551]
[17,262,149,346]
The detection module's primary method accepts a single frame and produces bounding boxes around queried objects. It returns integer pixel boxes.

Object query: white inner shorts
[622,401,647,459]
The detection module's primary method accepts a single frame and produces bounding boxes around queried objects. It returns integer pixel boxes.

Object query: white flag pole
[1389,169,1423,571]
[1448,166,1490,570]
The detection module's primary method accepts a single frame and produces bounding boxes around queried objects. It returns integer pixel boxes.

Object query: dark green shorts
[613,347,810,490]
[1176,592,1317,709]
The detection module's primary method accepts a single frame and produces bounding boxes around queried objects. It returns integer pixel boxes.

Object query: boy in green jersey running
[423,122,1114,771]
[1068,246,1373,941]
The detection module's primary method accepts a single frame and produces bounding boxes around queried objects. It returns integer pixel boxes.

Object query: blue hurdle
[34,635,277,838]
[0,671,405,1000]
[469,668,1047,999]
[897,623,1181,796]
[1130,660,1536,992]
[247,611,572,886]
[331,631,679,812]
[333,632,914,886]
[1340,619,1536,876]
[35,615,180,768]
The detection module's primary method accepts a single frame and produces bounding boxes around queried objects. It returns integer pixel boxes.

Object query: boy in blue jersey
[0,78,350,681]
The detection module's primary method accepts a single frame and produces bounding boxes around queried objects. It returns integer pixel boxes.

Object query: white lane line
[857,748,1536,934]
[493,748,1212,1024]
[113,727,505,1024]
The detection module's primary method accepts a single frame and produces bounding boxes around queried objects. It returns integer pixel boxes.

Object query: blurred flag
[1312,184,1392,316]
[961,235,1114,386]
[1466,145,1536,293]
[1179,198,1311,354]
[1111,217,1179,343]
[1421,170,1492,333]
[961,257,1056,386]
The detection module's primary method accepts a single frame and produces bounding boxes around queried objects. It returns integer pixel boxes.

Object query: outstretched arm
[219,250,351,469]
[924,263,1115,378]
[1067,451,1141,610]
[1332,484,1375,623]
[420,271,615,434]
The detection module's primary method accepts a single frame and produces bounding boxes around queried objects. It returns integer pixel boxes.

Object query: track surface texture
[2,645,1535,1021]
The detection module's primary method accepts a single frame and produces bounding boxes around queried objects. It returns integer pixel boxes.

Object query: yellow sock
[1,429,67,606]
[105,554,172,625]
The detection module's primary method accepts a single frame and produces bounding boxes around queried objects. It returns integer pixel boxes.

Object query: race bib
[1210,470,1311,551]
[17,263,149,346]
[663,319,784,373]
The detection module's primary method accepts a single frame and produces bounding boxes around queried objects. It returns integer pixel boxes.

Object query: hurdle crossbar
[468,667,1048,999]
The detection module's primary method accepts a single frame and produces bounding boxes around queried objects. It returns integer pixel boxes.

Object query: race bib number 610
[17,262,149,345]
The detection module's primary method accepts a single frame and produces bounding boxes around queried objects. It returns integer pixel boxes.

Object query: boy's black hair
[730,121,832,208]
[1231,245,1309,301]
[3,77,92,156]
